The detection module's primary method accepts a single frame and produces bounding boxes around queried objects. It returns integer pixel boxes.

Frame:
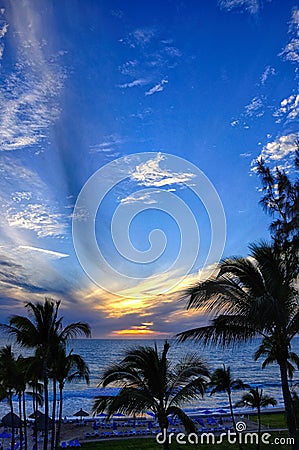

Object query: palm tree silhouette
[92,341,209,450]
[54,346,90,450]
[177,242,299,448]
[254,335,299,381]
[235,387,277,450]
[0,346,18,450]
[209,365,248,434]
[1,298,91,450]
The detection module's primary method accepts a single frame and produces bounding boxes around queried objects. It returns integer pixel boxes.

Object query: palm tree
[1,298,91,450]
[25,352,44,450]
[209,365,248,433]
[177,242,299,449]
[0,346,18,450]
[14,356,29,450]
[254,335,299,382]
[235,387,277,450]
[92,341,209,450]
[54,346,90,450]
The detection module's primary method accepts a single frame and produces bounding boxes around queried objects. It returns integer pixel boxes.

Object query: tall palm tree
[1,298,91,450]
[14,356,29,450]
[0,346,18,450]
[54,346,90,450]
[25,352,44,450]
[92,341,209,450]
[209,365,248,433]
[235,387,277,450]
[177,242,299,449]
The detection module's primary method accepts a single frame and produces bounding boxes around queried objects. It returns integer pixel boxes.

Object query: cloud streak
[19,245,69,259]
[129,153,195,187]
[280,8,299,63]
[260,66,275,85]
[6,204,67,238]
[0,2,65,151]
[244,96,264,117]
[145,79,168,96]
[218,0,270,15]
[118,78,150,89]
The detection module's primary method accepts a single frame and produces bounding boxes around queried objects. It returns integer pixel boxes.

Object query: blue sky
[0,0,298,338]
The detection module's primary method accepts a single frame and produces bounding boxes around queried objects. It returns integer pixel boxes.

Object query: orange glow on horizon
[112,329,155,336]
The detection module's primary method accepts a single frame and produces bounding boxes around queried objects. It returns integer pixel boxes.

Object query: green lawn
[250,412,287,429]
[80,432,293,450]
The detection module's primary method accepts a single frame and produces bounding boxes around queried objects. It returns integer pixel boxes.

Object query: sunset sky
[0,0,298,338]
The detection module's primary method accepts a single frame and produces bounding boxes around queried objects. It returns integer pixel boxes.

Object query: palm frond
[166,406,196,433]
[177,315,257,347]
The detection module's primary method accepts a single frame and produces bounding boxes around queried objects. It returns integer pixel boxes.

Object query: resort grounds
[2,410,289,449]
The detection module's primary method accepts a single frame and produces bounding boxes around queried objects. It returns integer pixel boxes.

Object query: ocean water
[1,337,299,417]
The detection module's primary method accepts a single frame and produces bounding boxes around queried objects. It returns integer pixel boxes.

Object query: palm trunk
[228,391,237,430]
[22,392,28,450]
[18,392,23,450]
[279,360,298,450]
[43,361,49,450]
[55,383,63,450]
[9,388,15,450]
[33,384,38,450]
[50,377,56,450]
[257,405,261,450]
[228,391,243,450]
[158,414,169,450]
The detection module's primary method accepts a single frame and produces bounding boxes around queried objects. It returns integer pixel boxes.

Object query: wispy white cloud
[244,96,264,117]
[164,46,182,58]
[89,134,123,155]
[133,28,156,45]
[119,27,156,48]
[11,191,32,202]
[0,12,8,61]
[0,22,8,39]
[18,245,69,259]
[230,119,239,127]
[218,0,270,15]
[120,187,178,205]
[118,31,181,99]
[118,78,150,89]
[0,2,65,151]
[118,60,138,76]
[145,79,168,96]
[260,65,275,85]
[0,156,68,240]
[120,191,159,205]
[280,8,299,63]
[129,153,195,187]
[252,133,299,171]
[273,94,299,123]
[6,204,67,238]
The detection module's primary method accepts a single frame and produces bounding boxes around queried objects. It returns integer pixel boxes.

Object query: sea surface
[1,337,299,417]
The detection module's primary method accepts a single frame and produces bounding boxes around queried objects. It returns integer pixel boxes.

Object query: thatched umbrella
[73,408,89,421]
[35,413,53,432]
[1,412,21,428]
[29,410,44,419]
